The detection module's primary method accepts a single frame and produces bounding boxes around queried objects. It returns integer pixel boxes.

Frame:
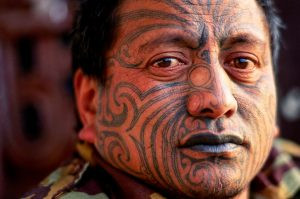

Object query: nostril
[200,108,213,114]
[225,109,235,118]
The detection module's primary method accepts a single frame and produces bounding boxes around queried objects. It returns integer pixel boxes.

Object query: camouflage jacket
[22,139,300,199]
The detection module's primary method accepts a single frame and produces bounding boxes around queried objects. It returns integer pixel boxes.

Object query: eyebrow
[138,33,266,52]
[220,33,266,49]
[138,34,196,52]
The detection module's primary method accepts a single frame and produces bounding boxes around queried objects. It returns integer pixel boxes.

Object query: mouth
[179,133,244,154]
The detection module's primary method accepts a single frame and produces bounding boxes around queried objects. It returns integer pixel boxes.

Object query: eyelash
[147,52,260,83]
[147,54,189,80]
[223,54,261,83]
[224,53,260,70]
[152,57,185,68]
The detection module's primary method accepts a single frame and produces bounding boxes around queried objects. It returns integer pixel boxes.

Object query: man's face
[91,0,277,198]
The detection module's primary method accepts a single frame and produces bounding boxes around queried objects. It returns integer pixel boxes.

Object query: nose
[186,65,237,119]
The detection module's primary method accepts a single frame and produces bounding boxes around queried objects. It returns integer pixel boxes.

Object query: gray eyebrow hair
[220,33,266,49]
[117,9,191,26]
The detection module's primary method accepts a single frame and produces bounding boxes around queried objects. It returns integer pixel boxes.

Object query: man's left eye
[223,55,261,83]
[152,57,183,68]
[228,57,257,70]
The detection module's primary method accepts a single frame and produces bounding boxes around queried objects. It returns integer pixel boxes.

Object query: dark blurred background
[0,0,77,198]
[0,0,299,198]
[276,0,300,144]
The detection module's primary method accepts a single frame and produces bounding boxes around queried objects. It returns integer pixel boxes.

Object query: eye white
[153,58,181,68]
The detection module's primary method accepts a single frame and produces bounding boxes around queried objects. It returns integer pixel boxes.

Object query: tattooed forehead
[119,0,239,13]
[115,0,267,47]
[117,0,260,25]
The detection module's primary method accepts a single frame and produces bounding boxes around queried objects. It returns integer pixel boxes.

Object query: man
[23,0,300,198]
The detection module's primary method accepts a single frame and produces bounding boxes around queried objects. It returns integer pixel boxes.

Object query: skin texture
[75,0,278,198]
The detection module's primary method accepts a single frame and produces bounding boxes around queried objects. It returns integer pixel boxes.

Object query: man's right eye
[152,57,183,68]
[147,54,189,80]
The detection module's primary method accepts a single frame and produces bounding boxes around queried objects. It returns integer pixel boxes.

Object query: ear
[74,69,100,144]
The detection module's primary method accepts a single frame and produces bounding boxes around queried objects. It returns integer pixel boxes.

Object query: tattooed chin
[146,153,249,199]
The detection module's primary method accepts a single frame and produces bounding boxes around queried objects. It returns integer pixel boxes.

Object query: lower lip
[190,143,238,153]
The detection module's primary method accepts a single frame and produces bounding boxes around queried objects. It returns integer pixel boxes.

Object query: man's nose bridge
[187,63,237,117]
[188,64,229,98]
[210,67,234,106]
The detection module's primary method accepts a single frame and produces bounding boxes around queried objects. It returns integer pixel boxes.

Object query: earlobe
[78,124,97,143]
[74,69,99,143]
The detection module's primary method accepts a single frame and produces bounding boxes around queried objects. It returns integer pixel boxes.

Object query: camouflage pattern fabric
[21,157,92,199]
[22,138,300,199]
[251,139,300,199]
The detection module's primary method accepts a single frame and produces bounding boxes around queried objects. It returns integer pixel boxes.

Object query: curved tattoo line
[174,154,219,194]
[98,131,142,176]
[150,100,187,187]
[107,81,188,131]
[100,105,128,127]
[100,77,129,127]
[153,0,190,14]
[162,106,188,190]
[138,98,186,184]
[129,134,158,183]
[115,81,188,101]
[118,9,191,26]
[126,85,189,131]
[128,98,187,186]
[115,23,199,68]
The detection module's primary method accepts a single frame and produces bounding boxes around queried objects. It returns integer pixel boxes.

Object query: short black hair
[257,0,283,73]
[71,0,122,81]
[71,0,283,81]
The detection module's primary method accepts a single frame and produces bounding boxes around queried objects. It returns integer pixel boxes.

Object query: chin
[155,156,251,199]
[162,181,246,199]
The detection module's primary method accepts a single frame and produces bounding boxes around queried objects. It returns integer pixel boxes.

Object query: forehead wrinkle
[117,0,268,52]
[152,0,190,14]
[151,0,229,20]
[119,0,241,26]
[173,0,243,37]
[211,2,266,42]
[117,9,192,26]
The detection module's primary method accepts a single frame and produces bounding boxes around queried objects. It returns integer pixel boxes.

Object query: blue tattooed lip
[180,133,244,153]
[190,143,238,153]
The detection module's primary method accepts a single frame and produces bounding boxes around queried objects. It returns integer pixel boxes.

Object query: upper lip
[179,133,244,148]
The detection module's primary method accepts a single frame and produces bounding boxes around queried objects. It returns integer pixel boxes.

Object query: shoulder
[21,157,110,199]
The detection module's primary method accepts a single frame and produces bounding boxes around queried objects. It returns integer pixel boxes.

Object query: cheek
[93,77,146,178]
[106,60,161,91]
[94,72,189,182]
[236,73,276,130]
[234,75,277,177]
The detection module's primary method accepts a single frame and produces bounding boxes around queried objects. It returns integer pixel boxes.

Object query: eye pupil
[157,58,173,68]
[235,58,249,69]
